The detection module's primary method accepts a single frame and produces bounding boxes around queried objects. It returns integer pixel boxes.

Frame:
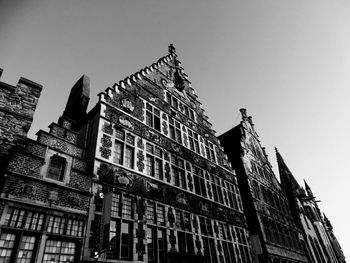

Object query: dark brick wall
[69,171,91,192]
[25,140,46,158]
[7,152,44,179]
[3,174,90,211]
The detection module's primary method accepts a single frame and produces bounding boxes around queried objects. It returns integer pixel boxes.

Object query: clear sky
[0,0,349,259]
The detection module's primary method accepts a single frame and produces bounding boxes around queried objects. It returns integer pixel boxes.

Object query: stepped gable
[97,44,231,170]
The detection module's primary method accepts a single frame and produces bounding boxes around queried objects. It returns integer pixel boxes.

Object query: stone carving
[119,115,134,130]
[161,78,175,89]
[187,173,193,192]
[103,123,113,135]
[176,193,188,206]
[100,135,112,159]
[162,120,168,135]
[167,208,175,227]
[165,162,171,182]
[121,99,134,113]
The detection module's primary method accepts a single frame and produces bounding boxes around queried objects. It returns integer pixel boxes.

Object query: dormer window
[47,155,66,181]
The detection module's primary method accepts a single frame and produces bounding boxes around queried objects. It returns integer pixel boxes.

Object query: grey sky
[0,0,349,259]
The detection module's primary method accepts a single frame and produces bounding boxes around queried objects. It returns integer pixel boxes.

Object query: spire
[304,180,314,198]
[276,149,300,191]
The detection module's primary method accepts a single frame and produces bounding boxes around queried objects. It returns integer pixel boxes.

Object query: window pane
[124,146,134,169]
[17,236,36,263]
[115,129,125,140]
[114,141,123,164]
[0,233,16,263]
[122,196,133,219]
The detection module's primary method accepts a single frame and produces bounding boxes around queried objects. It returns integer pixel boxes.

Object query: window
[193,166,207,198]
[43,240,76,263]
[146,143,163,180]
[210,174,224,204]
[171,155,186,189]
[147,227,166,263]
[225,182,239,211]
[47,216,84,237]
[17,235,36,263]
[108,193,134,261]
[205,140,216,163]
[202,237,218,263]
[188,129,200,153]
[47,155,66,181]
[5,208,45,231]
[146,202,167,263]
[146,103,161,131]
[168,117,182,143]
[0,233,16,263]
[175,210,194,254]
[166,92,195,121]
[0,233,38,263]
[113,129,135,169]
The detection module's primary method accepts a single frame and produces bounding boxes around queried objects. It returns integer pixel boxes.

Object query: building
[0,45,252,263]
[276,148,346,263]
[219,109,308,263]
[0,73,92,262]
[0,45,346,263]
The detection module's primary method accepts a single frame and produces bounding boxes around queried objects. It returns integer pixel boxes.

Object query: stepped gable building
[0,45,252,263]
[276,149,346,263]
[219,109,308,263]
[0,75,93,262]
[82,44,251,263]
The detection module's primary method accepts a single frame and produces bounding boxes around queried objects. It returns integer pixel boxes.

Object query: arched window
[47,155,67,181]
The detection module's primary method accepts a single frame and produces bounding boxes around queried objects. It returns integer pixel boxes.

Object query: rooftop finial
[239,108,247,119]
[169,44,176,54]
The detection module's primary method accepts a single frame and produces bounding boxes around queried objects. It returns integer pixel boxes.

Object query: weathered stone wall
[0,72,42,156]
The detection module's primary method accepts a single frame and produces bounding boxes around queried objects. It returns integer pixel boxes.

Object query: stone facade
[0,46,346,263]
[219,109,308,263]
[83,45,251,263]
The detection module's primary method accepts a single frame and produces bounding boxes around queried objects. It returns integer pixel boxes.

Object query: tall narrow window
[146,144,163,180]
[205,140,216,163]
[171,155,186,189]
[114,129,135,169]
[146,103,161,131]
[188,129,200,153]
[120,222,132,260]
[193,166,207,197]
[124,146,134,169]
[114,141,123,164]
[47,155,66,181]
[169,117,182,143]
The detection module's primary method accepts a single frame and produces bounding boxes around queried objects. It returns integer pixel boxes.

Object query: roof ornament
[168,44,176,54]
